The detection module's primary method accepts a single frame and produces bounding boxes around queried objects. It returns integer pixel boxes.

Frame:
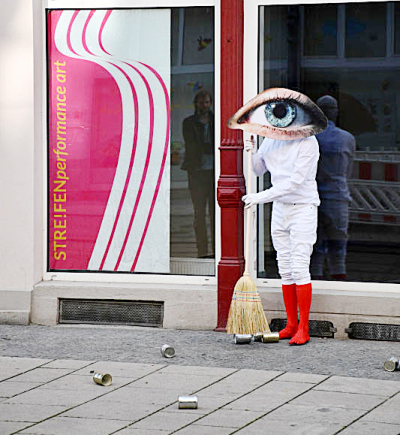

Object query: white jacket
[251,136,320,206]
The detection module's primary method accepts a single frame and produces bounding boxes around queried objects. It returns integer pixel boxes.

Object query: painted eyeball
[227,88,327,140]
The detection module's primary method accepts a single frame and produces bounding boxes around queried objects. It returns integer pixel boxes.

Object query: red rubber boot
[289,283,312,345]
[279,284,298,339]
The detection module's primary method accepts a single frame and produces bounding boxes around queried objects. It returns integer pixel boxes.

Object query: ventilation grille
[59,299,164,327]
[170,258,215,276]
[346,322,400,342]
[270,318,336,338]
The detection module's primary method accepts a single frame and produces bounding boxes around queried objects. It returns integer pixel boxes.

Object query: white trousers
[271,202,318,285]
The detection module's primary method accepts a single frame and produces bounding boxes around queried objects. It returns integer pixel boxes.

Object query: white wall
[0,1,34,323]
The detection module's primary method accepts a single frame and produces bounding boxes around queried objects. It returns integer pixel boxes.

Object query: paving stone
[174,424,233,435]
[8,368,72,384]
[197,370,281,397]
[0,357,51,371]
[0,357,52,382]
[102,387,183,408]
[339,420,400,434]
[0,403,66,423]
[63,399,162,421]
[225,380,312,411]
[260,403,365,427]
[159,365,236,377]
[361,393,400,424]
[129,410,201,431]
[18,416,129,434]
[0,381,42,398]
[314,376,400,397]
[290,389,387,410]
[5,387,105,407]
[73,362,165,378]
[234,417,345,435]
[42,359,95,369]
[194,408,264,428]
[0,421,31,435]
[277,372,329,384]
[43,373,135,391]
[116,428,171,435]
[127,372,222,392]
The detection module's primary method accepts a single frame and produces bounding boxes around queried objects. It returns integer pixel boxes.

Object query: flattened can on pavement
[262,332,280,343]
[253,332,263,342]
[234,334,254,344]
[384,357,399,372]
[178,395,198,409]
[93,373,113,386]
[161,344,175,358]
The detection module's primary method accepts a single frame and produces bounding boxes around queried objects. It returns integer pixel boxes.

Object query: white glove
[244,136,256,153]
[242,193,260,209]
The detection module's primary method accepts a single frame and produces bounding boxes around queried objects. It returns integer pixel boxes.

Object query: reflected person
[181,90,215,258]
[311,96,356,280]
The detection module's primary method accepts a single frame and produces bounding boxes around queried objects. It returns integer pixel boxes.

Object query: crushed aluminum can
[93,372,112,386]
[384,357,399,372]
[161,344,175,358]
[261,332,280,343]
[253,332,263,342]
[178,395,198,409]
[234,334,254,344]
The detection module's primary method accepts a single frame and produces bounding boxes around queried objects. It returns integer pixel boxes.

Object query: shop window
[345,2,386,58]
[258,2,400,283]
[395,3,400,54]
[47,7,215,276]
[303,4,337,57]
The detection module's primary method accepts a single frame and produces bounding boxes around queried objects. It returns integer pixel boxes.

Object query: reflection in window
[170,7,215,276]
[258,2,400,284]
[345,3,386,58]
[304,4,337,56]
[395,3,400,55]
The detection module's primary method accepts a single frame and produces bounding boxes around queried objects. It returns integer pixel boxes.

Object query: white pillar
[0,1,35,324]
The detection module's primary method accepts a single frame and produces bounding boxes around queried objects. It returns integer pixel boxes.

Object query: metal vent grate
[270,318,336,338]
[59,299,164,327]
[345,322,400,342]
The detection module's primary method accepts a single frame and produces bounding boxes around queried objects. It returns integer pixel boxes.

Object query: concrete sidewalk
[1,325,400,434]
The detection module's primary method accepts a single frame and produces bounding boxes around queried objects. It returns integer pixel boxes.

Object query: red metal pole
[216,0,245,331]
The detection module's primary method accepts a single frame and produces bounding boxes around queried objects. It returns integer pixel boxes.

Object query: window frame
[39,0,220,285]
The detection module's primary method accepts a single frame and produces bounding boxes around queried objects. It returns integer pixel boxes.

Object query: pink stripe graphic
[66,11,79,55]
[131,63,170,271]
[99,64,140,271]
[95,10,157,271]
[64,9,170,272]
[114,62,155,271]
[99,11,112,55]
[82,10,96,55]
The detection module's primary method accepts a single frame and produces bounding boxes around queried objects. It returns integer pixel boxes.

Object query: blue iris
[264,101,296,128]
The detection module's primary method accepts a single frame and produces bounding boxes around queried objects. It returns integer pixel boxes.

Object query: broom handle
[244,136,253,275]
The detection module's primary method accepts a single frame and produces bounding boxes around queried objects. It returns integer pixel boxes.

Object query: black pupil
[273,103,287,119]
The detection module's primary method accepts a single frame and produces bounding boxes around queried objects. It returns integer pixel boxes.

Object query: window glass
[258,2,400,283]
[395,3,400,54]
[304,4,337,56]
[47,7,215,276]
[182,7,214,65]
[345,2,386,58]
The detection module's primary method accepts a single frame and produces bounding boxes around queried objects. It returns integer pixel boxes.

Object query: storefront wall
[0,1,35,324]
[1,0,399,335]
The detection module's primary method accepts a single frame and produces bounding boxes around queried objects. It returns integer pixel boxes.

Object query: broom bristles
[226,273,271,335]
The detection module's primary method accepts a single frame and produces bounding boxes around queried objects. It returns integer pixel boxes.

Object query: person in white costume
[228,88,327,345]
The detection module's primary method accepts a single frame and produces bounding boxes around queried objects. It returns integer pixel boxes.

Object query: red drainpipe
[216,0,245,331]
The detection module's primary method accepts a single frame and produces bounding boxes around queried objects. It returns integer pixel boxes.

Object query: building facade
[1,0,399,337]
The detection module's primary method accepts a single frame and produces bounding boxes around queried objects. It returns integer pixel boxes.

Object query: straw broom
[226,137,271,335]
